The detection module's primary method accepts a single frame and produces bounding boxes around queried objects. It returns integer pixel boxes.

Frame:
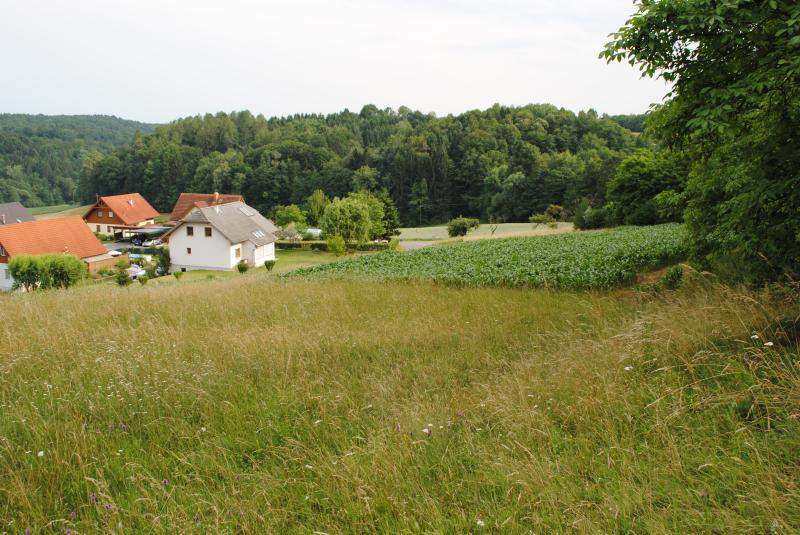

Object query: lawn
[147,249,342,285]
[290,224,687,289]
[1,275,798,532]
[399,221,573,240]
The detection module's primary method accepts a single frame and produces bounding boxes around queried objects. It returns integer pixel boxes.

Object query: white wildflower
[476,519,485,527]
[37,451,44,458]
[201,427,206,432]
[624,366,633,371]
[305,464,313,470]
[422,428,430,435]
[764,342,774,347]
[751,334,759,339]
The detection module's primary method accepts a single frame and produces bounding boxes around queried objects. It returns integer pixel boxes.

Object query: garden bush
[447,217,480,237]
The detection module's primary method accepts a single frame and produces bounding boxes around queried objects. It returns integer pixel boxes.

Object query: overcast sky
[1,0,666,124]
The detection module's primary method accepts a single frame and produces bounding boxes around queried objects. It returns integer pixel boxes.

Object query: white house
[163,201,277,272]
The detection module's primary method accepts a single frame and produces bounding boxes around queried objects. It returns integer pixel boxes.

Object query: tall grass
[0,275,797,532]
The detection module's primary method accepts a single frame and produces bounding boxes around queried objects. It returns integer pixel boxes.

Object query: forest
[80,105,650,225]
[0,114,155,206]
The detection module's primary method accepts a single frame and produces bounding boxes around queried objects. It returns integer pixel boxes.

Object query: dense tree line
[80,105,648,225]
[0,114,155,207]
[604,0,800,283]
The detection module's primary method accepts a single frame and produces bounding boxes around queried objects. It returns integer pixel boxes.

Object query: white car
[126,265,147,280]
[142,238,162,247]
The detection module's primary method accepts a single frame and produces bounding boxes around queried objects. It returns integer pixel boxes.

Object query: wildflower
[25,528,31,535]
[422,428,430,435]
[624,366,633,371]
[69,511,77,519]
[118,423,127,432]
[37,451,44,458]
[104,503,112,510]
[201,427,206,432]
[751,334,759,339]
[476,519,485,527]
[764,341,774,347]
[305,464,313,470]
[162,478,169,487]
[89,494,98,504]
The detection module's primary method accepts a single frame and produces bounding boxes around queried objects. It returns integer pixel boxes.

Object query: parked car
[142,238,162,247]
[130,235,145,246]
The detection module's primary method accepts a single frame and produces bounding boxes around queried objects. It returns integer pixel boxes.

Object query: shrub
[237,261,250,274]
[264,260,277,271]
[327,235,346,256]
[573,199,590,229]
[529,213,555,228]
[582,206,610,229]
[138,275,149,285]
[660,265,684,290]
[8,254,86,291]
[389,237,401,252]
[545,204,565,221]
[114,267,132,287]
[173,270,184,280]
[447,217,480,237]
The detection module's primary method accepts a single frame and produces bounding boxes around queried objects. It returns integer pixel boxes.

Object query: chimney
[1,214,5,225]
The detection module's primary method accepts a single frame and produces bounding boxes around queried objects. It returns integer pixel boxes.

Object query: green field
[31,204,92,220]
[399,222,573,240]
[27,204,78,216]
[290,224,687,289]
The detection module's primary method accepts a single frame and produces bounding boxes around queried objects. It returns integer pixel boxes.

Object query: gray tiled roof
[182,201,277,246]
[0,202,35,225]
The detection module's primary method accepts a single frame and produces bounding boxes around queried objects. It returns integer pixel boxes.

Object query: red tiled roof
[169,192,243,221]
[0,216,107,259]
[89,193,159,225]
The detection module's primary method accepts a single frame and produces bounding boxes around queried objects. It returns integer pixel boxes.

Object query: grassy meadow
[1,272,798,533]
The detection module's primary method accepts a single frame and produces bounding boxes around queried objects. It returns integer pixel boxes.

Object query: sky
[0,0,668,124]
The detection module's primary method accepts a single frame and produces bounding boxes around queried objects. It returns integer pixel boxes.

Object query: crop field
[290,224,687,289]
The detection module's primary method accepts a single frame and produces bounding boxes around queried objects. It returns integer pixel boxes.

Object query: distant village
[0,193,277,291]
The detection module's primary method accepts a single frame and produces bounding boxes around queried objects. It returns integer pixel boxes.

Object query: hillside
[1,274,797,532]
[0,114,157,207]
[80,105,648,224]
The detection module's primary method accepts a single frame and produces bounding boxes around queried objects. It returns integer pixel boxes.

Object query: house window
[4,269,9,280]
[205,227,212,238]
[108,211,114,218]
[186,226,194,236]
[107,226,112,233]
[96,225,101,232]
[181,268,186,272]
[0,244,7,256]
[235,247,241,259]
[98,211,103,218]
[186,247,192,255]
